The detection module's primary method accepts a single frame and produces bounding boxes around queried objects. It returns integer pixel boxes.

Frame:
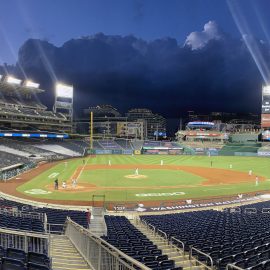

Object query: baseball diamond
[0,155,269,208]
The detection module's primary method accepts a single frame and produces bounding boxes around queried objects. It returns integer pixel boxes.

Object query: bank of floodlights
[263,85,270,95]
[5,76,22,85]
[24,80,40,89]
[55,82,73,98]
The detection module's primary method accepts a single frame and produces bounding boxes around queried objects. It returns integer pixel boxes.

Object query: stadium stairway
[131,219,204,270]
[51,234,91,270]
[89,206,106,236]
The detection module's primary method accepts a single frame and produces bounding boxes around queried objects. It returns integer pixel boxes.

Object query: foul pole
[90,111,93,150]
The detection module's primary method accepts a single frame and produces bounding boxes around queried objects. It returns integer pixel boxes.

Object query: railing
[44,213,47,232]
[138,219,156,236]
[65,218,151,270]
[244,208,257,214]
[0,227,50,256]
[226,263,244,270]
[0,207,45,221]
[47,223,65,234]
[229,207,241,213]
[170,237,185,254]
[156,229,168,243]
[190,246,213,270]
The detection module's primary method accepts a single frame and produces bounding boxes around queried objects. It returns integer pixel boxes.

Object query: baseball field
[9,155,270,204]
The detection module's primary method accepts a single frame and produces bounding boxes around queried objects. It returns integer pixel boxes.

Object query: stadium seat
[6,248,27,263]
[27,252,50,267]
[1,257,26,270]
[27,262,50,270]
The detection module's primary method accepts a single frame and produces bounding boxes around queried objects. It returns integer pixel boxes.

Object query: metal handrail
[148,223,156,234]
[0,226,48,238]
[47,223,65,234]
[244,208,257,214]
[170,236,185,253]
[226,263,244,270]
[0,208,44,221]
[190,246,213,269]
[65,218,151,270]
[229,207,241,213]
[157,229,168,241]
[0,226,49,256]
[140,219,156,235]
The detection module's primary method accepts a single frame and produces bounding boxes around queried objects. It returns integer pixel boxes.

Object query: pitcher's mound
[125,174,148,179]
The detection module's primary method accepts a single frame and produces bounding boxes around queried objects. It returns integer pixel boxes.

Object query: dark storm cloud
[13,21,268,117]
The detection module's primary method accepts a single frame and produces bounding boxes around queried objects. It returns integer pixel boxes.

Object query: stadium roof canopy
[0,81,45,95]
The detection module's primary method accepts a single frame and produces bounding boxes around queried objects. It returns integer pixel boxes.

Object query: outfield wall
[88,149,134,155]
[88,147,263,157]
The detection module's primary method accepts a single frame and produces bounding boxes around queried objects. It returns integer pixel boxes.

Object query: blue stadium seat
[27,252,50,267]
[27,262,50,270]
[6,248,27,263]
[1,257,26,270]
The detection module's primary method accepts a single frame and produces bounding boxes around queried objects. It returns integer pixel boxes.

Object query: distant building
[75,105,144,139]
[83,105,121,117]
[126,108,166,139]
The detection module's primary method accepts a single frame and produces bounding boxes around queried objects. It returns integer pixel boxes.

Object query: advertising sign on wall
[261,114,270,127]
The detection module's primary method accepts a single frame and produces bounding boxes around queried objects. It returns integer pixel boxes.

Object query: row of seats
[0,247,50,270]
[0,150,30,169]
[102,216,179,270]
[0,213,44,232]
[141,209,270,270]
[0,198,88,232]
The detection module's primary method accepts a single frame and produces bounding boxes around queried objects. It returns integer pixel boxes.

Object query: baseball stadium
[0,77,270,270]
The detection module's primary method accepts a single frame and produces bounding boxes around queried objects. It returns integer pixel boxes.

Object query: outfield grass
[16,155,270,202]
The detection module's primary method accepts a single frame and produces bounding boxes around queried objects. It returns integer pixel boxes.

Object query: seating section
[34,144,81,157]
[0,213,44,232]
[0,248,50,270]
[98,140,121,150]
[143,141,161,147]
[131,140,144,150]
[141,210,270,270]
[102,216,177,270]
[0,139,59,159]
[0,151,30,169]
[55,141,87,155]
[0,198,88,232]
[0,105,65,120]
[238,201,270,212]
[114,139,133,150]
[143,141,182,148]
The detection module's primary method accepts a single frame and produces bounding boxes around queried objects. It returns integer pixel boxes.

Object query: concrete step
[51,235,92,270]
[132,220,204,270]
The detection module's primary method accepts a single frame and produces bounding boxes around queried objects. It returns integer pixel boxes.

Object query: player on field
[255,176,259,186]
[248,170,252,176]
[62,181,67,189]
[54,179,59,190]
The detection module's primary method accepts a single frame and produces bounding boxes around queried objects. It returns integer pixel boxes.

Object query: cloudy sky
[1,0,270,134]
[0,0,269,64]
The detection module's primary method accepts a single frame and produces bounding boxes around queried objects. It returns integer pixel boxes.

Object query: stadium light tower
[5,76,22,85]
[24,80,40,89]
[53,82,74,132]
